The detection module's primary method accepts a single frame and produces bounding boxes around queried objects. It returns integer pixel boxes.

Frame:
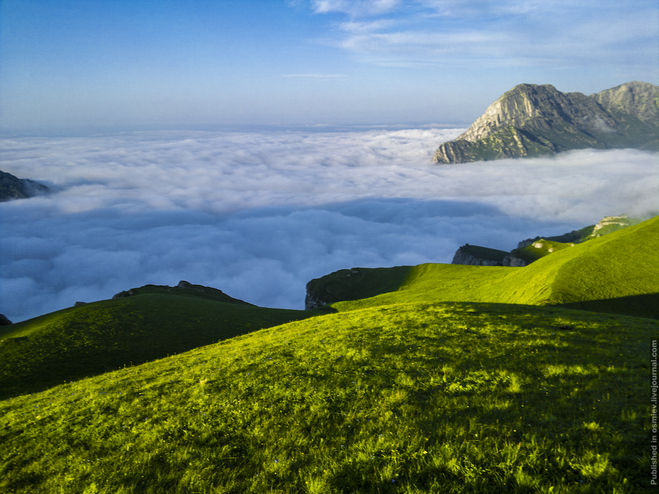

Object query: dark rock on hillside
[0,314,12,326]
[451,244,510,266]
[451,244,528,267]
[434,81,659,164]
[113,281,254,306]
[0,170,49,202]
[305,266,411,310]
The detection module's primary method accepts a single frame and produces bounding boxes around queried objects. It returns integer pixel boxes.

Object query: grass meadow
[1,302,655,493]
[1,216,657,492]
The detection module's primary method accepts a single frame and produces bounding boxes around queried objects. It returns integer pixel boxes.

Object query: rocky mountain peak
[434,81,659,164]
[459,84,564,142]
[459,83,609,143]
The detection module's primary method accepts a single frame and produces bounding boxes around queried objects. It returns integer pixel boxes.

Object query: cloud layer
[1,128,658,321]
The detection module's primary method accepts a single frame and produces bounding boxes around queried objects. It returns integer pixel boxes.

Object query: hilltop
[0,281,312,399]
[433,81,659,163]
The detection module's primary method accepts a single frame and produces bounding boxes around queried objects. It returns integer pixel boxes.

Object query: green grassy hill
[1,217,657,492]
[327,216,659,318]
[0,302,655,493]
[0,285,311,399]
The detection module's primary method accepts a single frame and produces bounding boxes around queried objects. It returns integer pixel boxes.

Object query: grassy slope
[0,292,310,399]
[0,302,655,493]
[456,217,633,266]
[333,216,659,316]
[1,218,656,492]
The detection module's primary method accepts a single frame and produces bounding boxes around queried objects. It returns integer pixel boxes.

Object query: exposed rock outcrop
[305,266,411,310]
[434,82,659,164]
[451,244,509,266]
[305,291,329,311]
[0,170,49,201]
[451,244,529,267]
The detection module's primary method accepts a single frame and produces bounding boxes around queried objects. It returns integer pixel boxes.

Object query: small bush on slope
[0,303,655,493]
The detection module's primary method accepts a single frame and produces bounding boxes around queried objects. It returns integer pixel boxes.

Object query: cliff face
[305,266,412,310]
[434,82,659,164]
[451,244,510,266]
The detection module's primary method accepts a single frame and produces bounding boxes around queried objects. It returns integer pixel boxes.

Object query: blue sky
[1,0,657,131]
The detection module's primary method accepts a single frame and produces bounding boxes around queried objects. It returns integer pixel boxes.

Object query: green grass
[0,302,655,493]
[0,291,311,399]
[1,216,656,492]
[331,216,659,316]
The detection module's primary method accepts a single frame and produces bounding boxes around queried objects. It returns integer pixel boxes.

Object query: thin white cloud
[309,0,659,69]
[312,0,401,17]
[339,19,398,34]
[282,73,348,78]
[1,129,657,322]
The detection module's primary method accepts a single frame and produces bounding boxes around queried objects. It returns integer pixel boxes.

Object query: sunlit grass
[1,217,657,492]
[331,216,659,314]
[1,302,655,493]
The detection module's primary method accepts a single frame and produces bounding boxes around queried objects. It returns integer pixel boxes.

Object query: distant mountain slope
[433,81,659,163]
[311,216,659,318]
[0,282,311,399]
[0,169,49,201]
[452,215,635,267]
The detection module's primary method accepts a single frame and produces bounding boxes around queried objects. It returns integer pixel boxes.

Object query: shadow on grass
[556,292,659,319]
[0,294,316,400]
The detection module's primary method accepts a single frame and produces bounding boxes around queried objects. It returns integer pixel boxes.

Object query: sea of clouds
[1,127,658,322]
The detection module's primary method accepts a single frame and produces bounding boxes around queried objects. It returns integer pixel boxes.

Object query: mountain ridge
[451,214,635,267]
[309,215,659,318]
[434,81,659,163]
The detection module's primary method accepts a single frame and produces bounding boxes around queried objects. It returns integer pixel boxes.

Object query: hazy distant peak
[0,170,49,202]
